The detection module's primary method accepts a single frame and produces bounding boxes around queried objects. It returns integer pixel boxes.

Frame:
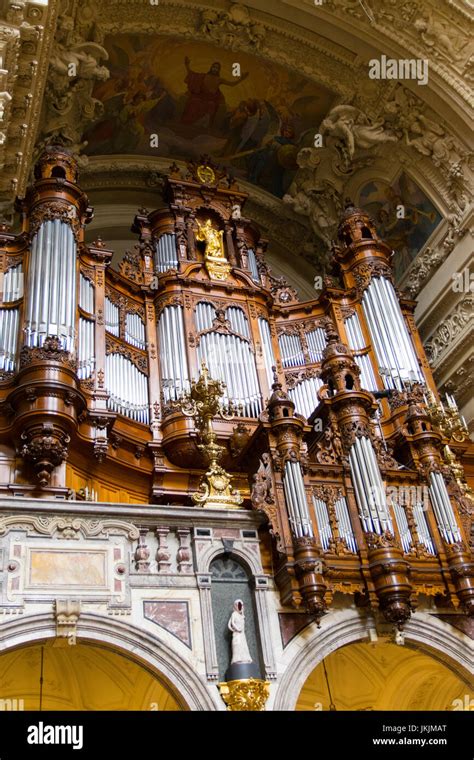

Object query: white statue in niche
[228,599,252,664]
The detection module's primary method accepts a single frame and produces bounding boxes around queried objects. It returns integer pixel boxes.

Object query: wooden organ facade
[0,146,473,632]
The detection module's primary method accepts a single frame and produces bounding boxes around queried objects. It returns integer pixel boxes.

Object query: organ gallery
[0,0,472,717]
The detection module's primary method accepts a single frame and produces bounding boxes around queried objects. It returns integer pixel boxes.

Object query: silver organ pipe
[105,352,149,424]
[278,332,305,368]
[349,436,393,534]
[3,263,23,302]
[77,274,95,380]
[78,318,95,379]
[247,248,260,283]
[305,327,326,362]
[25,219,76,351]
[195,302,262,417]
[0,263,23,373]
[257,317,276,390]
[335,497,357,553]
[391,500,412,553]
[105,296,120,337]
[283,461,313,538]
[0,307,19,371]
[226,306,250,337]
[312,496,332,549]
[125,312,146,349]
[362,277,423,390]
[195,301,215,331]
[155,233,178,272]
[428,471,462,544]
[197,331,262,417]
[79,273,94,314]
[158,305,189,402]
[345,312,378,391]
[288,376,323,420]
[412,503,436,555]
[312,495,356,553]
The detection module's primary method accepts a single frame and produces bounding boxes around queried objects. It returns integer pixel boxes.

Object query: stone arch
[0,612,217,711]
[196,539,263,576]
[272,609,472,711]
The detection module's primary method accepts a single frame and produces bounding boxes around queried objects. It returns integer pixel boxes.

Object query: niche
[361,226,373,239]
[51,166,66,179]
[345,374,354,390]
[210,555,263,680]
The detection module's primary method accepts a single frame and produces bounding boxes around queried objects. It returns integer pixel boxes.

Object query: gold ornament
[195,218,231,280]
[196,164,216,184]
[178,362,242,509]
[426,390,469,443]
[218,678,270,711]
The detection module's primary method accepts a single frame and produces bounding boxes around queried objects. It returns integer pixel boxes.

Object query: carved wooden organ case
[0,147,472,625]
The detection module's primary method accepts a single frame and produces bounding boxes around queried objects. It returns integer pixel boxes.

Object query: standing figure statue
[228,599,252,664]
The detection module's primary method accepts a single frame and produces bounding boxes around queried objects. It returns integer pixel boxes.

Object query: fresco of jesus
[181,58,249,127]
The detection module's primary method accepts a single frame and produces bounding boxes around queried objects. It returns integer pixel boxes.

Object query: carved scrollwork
[105,335,148,374]
[20,337,77,370]
[353,261,393,292]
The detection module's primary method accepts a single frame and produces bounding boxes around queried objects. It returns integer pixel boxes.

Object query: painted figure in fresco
[181,58,249,127]
[228,599,252,664]
[247,124,298,197]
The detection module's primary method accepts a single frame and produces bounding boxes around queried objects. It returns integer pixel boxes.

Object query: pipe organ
[25,218,77,352]
[0,147,472,625]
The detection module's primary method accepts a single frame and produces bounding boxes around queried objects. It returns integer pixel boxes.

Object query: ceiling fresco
[358,173,443,281]
[83,34,336,198]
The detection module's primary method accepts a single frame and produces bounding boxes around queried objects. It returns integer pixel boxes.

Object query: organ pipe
[247,248,260,283]
[312,496,332,549]
[283,461,313,538]
[105,297,120,337]
[79,273,94,314]
[257,317,275,390]
[155,233,178,272]
[78,317,95,379]
[335,497,357,553]
[158,305,189,402]
[362,277,423,390]
[0,307,19,371]
[412,503,436,555]
[392,500,412,553]
[25,219,76,352]
[105,353,149,424]
[288,376,323,420]
[278,332,305,367]
[349,436,393,534]
[305,327,326,363]
[197,331,262,417]
[429,471,461,544]
[125,312,146,349]
[2,264,23,302]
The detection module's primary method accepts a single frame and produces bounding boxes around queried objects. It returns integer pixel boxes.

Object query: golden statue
[195,218,231,280]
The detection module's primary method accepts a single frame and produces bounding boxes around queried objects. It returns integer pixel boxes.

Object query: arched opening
[345,373,354,390]
[0,642,182,711]
[361,226,373,240]
[296,641,468,711]
[51,166,66,179]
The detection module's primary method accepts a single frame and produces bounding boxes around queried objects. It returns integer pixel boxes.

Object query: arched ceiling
[0,642,181,710]
[296,640,470,711]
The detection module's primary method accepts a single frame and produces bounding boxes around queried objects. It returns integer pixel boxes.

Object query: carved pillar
[266,370,327,621]
[155,527,171,573]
